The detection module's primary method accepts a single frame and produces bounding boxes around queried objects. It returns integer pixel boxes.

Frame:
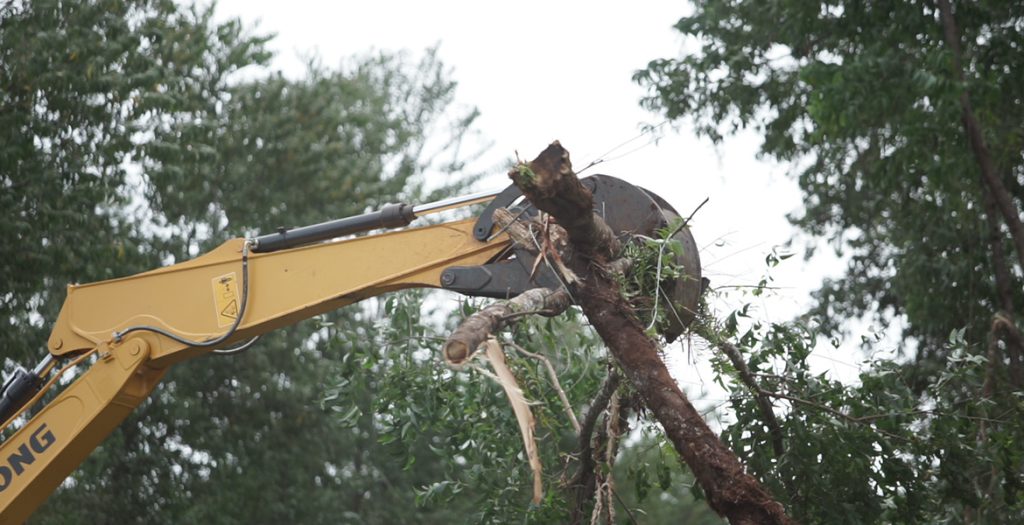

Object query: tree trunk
[509,141,793,525]
[980,185,1024,387]
[937,0,1024,272]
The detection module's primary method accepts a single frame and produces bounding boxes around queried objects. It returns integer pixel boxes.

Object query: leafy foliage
[0,0,271,365]
[3,1,493,523]
[334,292,725,523]
[614,431,725,524]
[700,297,1024,523]
[619,219,689,337]
[331,293,606,523]
[637,3,1024,520]
[635,0,1024,360]
[3,2,727,523]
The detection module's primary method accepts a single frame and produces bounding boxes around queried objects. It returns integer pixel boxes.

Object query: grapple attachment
[442,174,702,340]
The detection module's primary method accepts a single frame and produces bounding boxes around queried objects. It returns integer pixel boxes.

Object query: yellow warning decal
[212,272,240,328]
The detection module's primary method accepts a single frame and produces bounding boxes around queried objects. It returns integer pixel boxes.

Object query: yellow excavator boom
[0,174,701,522]
[0,216,507,523]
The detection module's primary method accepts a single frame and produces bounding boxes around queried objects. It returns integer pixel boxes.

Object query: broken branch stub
[442,287,570,367]
[508,141,620,259]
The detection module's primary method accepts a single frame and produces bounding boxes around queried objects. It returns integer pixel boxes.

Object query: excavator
[0,174,701,522]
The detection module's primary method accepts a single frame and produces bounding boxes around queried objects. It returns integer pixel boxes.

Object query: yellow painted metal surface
[1,216,509,520]
[0,339,165,524]
[47,218,508,365]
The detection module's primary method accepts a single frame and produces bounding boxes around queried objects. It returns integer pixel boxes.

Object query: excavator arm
[0,175,701,522]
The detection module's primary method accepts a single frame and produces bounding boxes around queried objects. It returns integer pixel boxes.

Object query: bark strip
[484,339,544,504]
[511,142,793,525]
[570,367,621,524]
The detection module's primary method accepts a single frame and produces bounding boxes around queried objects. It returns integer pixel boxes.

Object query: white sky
[212,1,872,394]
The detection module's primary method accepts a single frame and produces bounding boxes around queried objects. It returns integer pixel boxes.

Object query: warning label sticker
[212,272,240,328]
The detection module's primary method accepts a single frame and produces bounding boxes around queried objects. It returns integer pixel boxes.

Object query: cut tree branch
[443,287,570,366]
[509,144,620,259]
[510,142,793,525]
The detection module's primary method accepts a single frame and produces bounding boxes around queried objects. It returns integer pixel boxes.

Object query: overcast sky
[212,1,868,393]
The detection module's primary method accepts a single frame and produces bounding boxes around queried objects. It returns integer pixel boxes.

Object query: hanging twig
[570,367,621,525]
[694,324,786,458]
[505,340,581,434]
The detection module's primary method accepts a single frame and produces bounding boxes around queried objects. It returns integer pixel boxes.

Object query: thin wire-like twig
[505,340,581,434]
[610,487,640,525]
[576,120,670,175]
[646,197,710,331]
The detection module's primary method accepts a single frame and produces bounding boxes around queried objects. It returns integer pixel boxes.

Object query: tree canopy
[9,0,1023,522]
[2,1,489,522]
[636,0,1024,522]
[3,1,719,523]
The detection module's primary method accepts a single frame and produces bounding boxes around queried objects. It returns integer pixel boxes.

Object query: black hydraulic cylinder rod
[0,367,44,424]
[251,203,416,253]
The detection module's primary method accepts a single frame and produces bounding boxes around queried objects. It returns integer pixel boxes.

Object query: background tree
[2,1,488,522]
[3,1,722,523]
[636,0,1023,522]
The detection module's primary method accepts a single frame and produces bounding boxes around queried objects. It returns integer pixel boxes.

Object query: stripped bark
[511,142,793,525]
[484,339,545,504]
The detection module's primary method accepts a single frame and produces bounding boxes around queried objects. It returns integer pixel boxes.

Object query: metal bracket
[456,174,703,338]
[472,184,526,241]
[441,247,560,299]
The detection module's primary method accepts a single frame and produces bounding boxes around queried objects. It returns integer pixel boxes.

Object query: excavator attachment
[0,172,700,523]
[445,174,702,340]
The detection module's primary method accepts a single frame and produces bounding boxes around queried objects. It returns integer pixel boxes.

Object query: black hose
[112,241,252,350]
